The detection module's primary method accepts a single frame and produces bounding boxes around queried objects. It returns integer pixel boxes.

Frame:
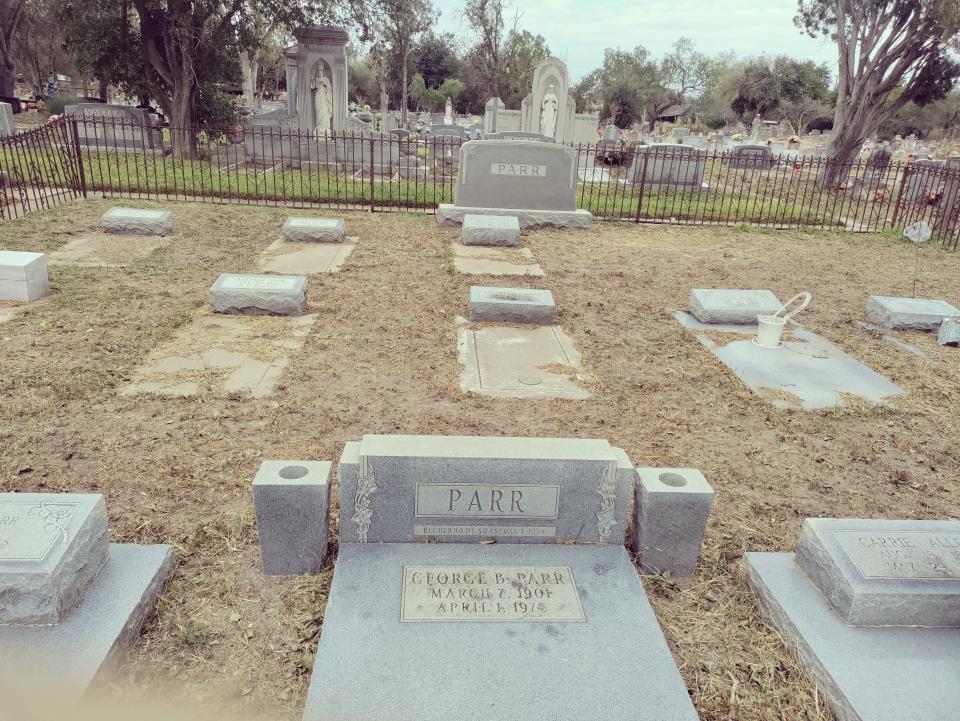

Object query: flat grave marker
[282,217,345,243]
[865,295,960,331]
[688,288,782,324]
[209,273,308,316]
[100,207,173,236]
[468,286,556,324]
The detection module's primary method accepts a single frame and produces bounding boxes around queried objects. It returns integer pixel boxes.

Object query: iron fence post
[369,133,376,212]
[633,151,650,223]
[69,118,88,198]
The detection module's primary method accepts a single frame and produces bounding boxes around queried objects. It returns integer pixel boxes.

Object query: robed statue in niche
[312,67,333,133]
[540,84,558,138]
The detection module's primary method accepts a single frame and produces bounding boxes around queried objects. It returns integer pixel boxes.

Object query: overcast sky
[431,0,838,82]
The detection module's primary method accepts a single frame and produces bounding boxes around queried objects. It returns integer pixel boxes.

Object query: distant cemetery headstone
[0,102,15,137]
[728,144,772,169]
[603,124,619,141]
[64,103,162,150]
[0,95,23,113]
[902,159,945,202]
[485,130,554,142]
[671,127,690,140]
[429,124,469,139]
[437,139,593,229]
[0,493,173,696]
[627,144,707,189]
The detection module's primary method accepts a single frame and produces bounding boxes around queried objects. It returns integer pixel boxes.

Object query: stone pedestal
[0,251,49,302]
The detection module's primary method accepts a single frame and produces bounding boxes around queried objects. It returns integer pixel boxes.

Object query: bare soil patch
[2,200,959,720]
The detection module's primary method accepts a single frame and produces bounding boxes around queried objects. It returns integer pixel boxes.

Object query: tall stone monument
[284,26,349,133]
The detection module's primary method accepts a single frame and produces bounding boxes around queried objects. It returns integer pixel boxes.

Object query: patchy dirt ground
[1,199,959,720]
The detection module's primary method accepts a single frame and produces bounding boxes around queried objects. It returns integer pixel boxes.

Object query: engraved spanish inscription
[400,565,586,622]
[832,529,960,580]
[0,500,79,562]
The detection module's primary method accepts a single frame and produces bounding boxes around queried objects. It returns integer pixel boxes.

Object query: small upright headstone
[688,288,783,324]
[101,207,173,236]
[0,250,49,302]
[603,124,619,142]
[208,273,308,316]
[282,217,345,243]
[468,286,556,325]
[462,214,521,247]
[938,317,960,346]
[0,102,15,137]
[253,461,331,575]
[865,296,960,331]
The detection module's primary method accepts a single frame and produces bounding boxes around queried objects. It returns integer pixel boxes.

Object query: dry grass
[2,199,959,720]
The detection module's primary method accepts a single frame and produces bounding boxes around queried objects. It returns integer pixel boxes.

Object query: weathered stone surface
[688,288,783,324]
[746,551,960,721]
[632,468,714,577]
[253,461,331,575]
[0,102,15,137]
[209,273,307,316]
[939,317,960,346]
[0,250,48,302]
[0,493,109,625]
[100,207,173,236]
[462,214,521,247]
[0,543,174,699]
[865,295,960,331]
[303,543,701,721]
[438,204,592,229]
[468,286,556,324]
[338,435,630,545]
[281,217,345,243]
[628,144,706,188]
[451,243,545,276]
[795,517,960,627]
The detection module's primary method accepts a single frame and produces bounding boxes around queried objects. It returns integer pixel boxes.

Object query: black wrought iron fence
[1,116,958,250]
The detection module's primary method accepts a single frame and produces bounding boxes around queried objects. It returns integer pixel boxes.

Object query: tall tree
[13,0,75,97]
[660,37,711,105]
[499,29,550,109]
[0,0,25,96]
[370,39,390,128]
[574,46,665,126]
[797,0,960,186]
[372,0,435,125]
[463,0,504,98]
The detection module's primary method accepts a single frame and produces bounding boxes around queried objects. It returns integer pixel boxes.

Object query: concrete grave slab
[282,217,345,243]
[462,214,521,247]
[49,233,172,268]
[120,313,316,398]
[688,288,783,324]
[337,435,631,545]
[0,494,108,625]
[468,286,556,324]
[674,311,903,409]
[304,543,700,721]
[209,273,308,316]
[0,251,48,302]
[633,468,714,577]
[458,321,590,399]
[100,207,173,236]
[0,544,173,700]
[258,237,356,274]
[857,321,936,364]
[795,517,960,627]
[254,461,331,575]
[746,552,960,721]
[865,295,960,331]
[451,243,544,276]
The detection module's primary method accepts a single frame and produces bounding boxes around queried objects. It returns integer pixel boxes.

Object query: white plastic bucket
[754,292,812,349]
[755,315,787,348]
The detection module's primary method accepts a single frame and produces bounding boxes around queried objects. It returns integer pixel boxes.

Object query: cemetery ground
[2,199,960,720]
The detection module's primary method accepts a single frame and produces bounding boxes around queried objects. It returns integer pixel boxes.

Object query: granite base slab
[438,204,593,230]
[674,311,903,409]
[303,543,699,721]
[0,543,174,699]
[745,552,960,721]
[100,207,173,236]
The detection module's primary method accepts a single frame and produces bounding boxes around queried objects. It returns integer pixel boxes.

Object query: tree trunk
[240,50,259,107]
[170,70,198,159]
[400,51,408,128]
[380,78,389,131]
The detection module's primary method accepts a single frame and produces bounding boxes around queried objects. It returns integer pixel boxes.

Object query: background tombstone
[628,144,707,189]
[728,144,772,169]
[283,26,349,133]
[64,103,161,150]
[0,102,15,137]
